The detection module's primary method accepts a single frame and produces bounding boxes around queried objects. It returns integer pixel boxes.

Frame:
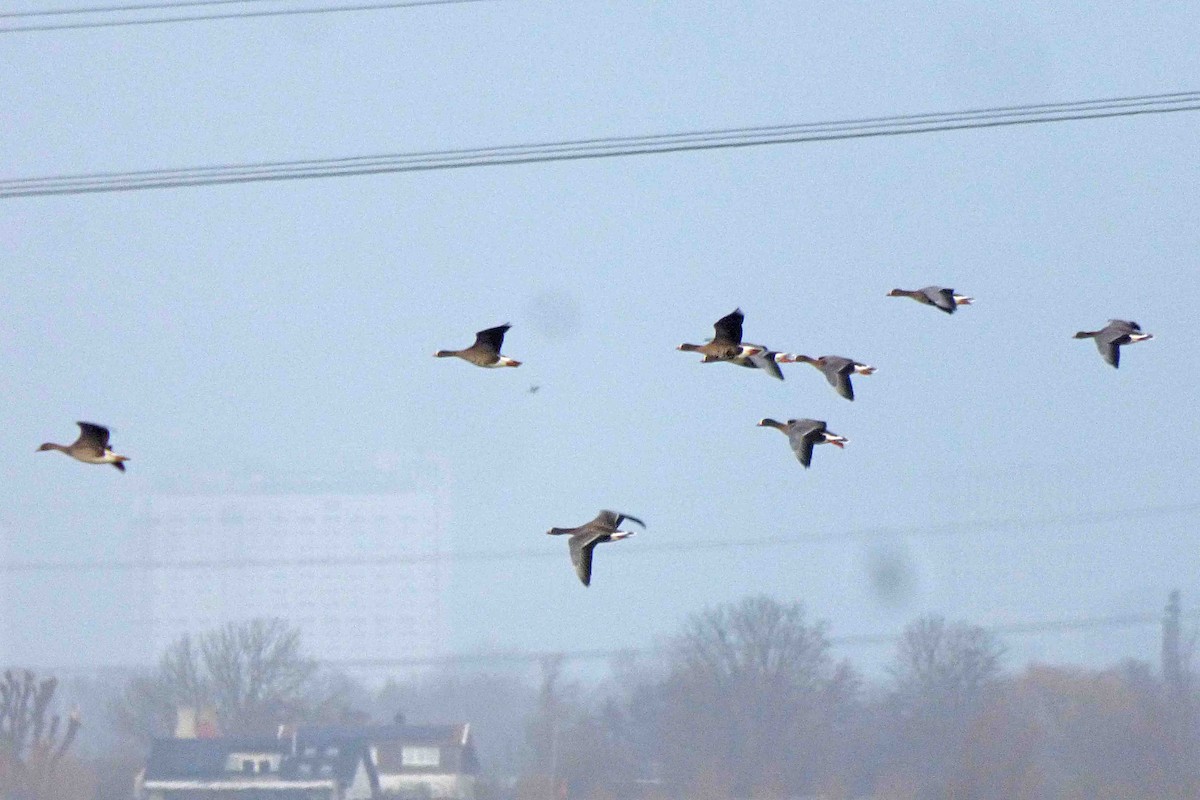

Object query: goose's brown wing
[595,510,646,531]
[784,420,825,468]
[831,370,855,401]
[614,511,645,529]
[788,431,817,468]
[472,324,511,355]
[748,350,785,380]
[1095,336,1120,368]
[74,422,111,455]
[569,533,604,586]
[821,359,855,400]
[924,287,956,313]
[712,309,744,345]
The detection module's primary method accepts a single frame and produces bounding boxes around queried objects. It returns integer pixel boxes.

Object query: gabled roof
[144,735,378,793]
[144,737,286,781]
[286,737,377,786]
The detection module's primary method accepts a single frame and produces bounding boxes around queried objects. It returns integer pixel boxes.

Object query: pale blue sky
[3,2,1199,672]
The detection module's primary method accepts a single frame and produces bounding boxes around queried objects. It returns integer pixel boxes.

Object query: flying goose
[1073,319,1153,368]
[757,418,847,469]
[435,324,521,367]
[730,344,787,380]
[37,422,129,472]
[677,309,764,363]
[782,355,876,400]
[887,286,973,314]
[546,510,645,586]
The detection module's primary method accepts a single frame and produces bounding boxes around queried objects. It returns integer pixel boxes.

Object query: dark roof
[300,723,470,748]
[144,735,377,792]
[145,738,286,781]
[286,737,376,786]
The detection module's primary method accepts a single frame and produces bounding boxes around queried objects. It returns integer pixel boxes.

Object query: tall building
[139,473,448,666]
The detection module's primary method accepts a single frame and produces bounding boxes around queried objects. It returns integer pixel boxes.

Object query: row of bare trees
[7,595,1196,799]
[523,596,1198,800]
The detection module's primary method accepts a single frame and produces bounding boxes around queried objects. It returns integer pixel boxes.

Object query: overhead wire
[37,609,1199,673]
[3,499,1197,574]
[1,0,496,32]
[327,611,1200,667]
[0,0,278,18]
[3,91,1198,198]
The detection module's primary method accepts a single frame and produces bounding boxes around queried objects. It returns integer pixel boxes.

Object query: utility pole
[1161,589,1196,799]
[537,655,564,800]
[1163,590,1185,703]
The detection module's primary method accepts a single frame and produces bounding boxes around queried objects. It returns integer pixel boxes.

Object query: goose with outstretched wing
[547,510,645,586]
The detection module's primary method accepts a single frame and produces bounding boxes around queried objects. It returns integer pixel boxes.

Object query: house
[138,734,379,800]
[299,718,479,800]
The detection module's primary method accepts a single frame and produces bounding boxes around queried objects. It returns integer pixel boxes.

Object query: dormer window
[226,752,283,774]
[401,746,441,767]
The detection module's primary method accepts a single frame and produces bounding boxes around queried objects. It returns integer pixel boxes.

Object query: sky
[2,1,1199,677]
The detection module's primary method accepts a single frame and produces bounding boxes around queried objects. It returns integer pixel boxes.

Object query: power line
[0,0,276,19]
[3,499,1197,574]
[3,91,1197,198]
[1,0,496,32]
[328,611,1200,668]
[36,609,1198,674]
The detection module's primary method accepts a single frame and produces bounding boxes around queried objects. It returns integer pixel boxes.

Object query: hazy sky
[3,2,1199,673]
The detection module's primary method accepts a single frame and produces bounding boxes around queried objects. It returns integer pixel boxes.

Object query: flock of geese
[36,286,1154,586]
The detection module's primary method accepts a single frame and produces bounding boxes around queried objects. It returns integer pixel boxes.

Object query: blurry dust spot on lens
[864,543,917,608]
[525,291,582,341]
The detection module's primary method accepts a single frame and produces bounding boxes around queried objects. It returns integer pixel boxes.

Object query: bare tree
[644,596,858,798]
[882,615,1006,797]
[0,670,82,800]
[114,618,323,741]
[890,614,1005,713]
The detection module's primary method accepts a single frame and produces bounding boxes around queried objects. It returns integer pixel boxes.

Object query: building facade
[138,474,447,665]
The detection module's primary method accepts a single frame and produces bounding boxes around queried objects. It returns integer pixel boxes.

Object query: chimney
[278,724,298,756]
[196,707,221,738]
[175,707,197,739]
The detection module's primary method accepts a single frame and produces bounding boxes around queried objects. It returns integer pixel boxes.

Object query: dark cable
[3,92,1197,199]
[3,500,1196,573]
[0,0,277,20]
[2,0,496,32]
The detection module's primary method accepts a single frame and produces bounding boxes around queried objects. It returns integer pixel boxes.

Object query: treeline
[5,596,1197,799]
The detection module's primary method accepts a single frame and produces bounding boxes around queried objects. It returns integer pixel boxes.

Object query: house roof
[300,723,471,748]
[144,735,378,792]
[144,737,285,781]
[286,737,377,786]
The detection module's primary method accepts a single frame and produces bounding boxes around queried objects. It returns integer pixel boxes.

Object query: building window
[259,759,271,773]
[401,746,441,767]
[242,759,255,773]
